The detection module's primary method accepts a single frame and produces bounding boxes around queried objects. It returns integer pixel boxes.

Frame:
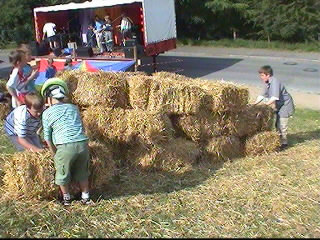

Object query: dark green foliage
[0,0,320,46]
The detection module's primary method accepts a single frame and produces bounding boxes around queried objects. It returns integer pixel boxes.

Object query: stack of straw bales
[1,70,280,200]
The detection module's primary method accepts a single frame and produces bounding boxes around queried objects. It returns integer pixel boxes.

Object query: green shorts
[54,140,90,186]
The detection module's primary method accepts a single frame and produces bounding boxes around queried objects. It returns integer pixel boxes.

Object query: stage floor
[32,46,133,62]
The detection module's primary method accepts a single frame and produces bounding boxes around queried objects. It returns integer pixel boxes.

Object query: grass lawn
[0,108,319,237]
[177,38,320,53]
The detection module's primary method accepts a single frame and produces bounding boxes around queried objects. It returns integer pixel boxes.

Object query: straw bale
[0,102,11,120]
[121,71,148,77]
[88,141,117,191]
[56,70,80,101]
[245,131,280,156]
[128,138,201,172]
[1,141,118,200]
[205,135,243,162]
[153,71,191,82]
[147,77,210,114]
[82,106,174,145]
[152,72,249,113]
[2,150,58,200]
[172,112,228,143]
[226,104,274,137]
[73,71,129,108]
[0,79,7,92]
[127,75,152,110]
[197,79,249,112]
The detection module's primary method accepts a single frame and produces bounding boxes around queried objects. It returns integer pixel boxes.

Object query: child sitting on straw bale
[41,78,92,206]
[6,49,39,108]
[254,65,295,150]
[4,92,44,152]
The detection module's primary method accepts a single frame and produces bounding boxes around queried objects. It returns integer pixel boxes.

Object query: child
[4,92,44,152]
[18,44,38,93]
[41,78,92,206]
[45,57,57,79]
[254,65,295,150]
[64,58,73,70]
[6,50,39,108]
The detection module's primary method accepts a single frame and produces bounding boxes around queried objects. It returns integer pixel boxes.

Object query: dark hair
[47,57,54,64]
[25,92,44,110]
[258,65,273,76]
[64,58,72,66]
[9,50,25,66]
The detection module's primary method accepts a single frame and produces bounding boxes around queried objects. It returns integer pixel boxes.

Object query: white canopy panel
[34,0,143,13]
[142,0,177,44]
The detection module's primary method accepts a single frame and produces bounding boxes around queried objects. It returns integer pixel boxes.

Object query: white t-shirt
[43,22,56,37]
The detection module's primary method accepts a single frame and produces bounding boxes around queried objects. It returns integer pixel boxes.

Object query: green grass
[177,38,320,53]
[0,108,319,237]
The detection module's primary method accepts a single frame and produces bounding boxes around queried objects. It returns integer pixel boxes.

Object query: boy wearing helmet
[41,78,92,206]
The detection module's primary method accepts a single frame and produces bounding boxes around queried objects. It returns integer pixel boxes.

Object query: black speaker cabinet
[29,41,39,56]
[38,41,50,56]
[124,39,136,47]
[76,47,94,57]
[53,47,62,57]
[123,47,134,58]
[29,41,50,56]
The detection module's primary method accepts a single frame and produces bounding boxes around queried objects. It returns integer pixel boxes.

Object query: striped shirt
[42,103,88,145]
[4,105,41,137]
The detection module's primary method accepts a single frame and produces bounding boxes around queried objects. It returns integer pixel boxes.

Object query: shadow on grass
[95,160,225,201]
[288,129,320,147]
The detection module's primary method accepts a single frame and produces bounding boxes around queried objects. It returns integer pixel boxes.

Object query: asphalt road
[140,46,320,95]
[1,46,319,109]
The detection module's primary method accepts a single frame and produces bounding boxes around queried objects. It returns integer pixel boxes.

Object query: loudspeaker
[53,47,62,57]
[29,41,39,56]
[75,47,94,57]
[38,41,50,56]
[123,47,134,58]
[124,39,136,47]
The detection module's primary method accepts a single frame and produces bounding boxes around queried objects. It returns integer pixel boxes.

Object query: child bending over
[41,78,92,206]
[4,92,44,151]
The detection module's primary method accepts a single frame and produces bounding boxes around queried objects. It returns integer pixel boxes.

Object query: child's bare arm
[26,69,39,83]
[6,86,21,106]
[46,140,56,155]
[17,137,43,152]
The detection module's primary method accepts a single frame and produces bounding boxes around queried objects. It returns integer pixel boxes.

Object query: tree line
[0,0,320,46]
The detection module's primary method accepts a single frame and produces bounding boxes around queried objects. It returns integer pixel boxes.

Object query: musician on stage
[86,23,97,48]
[93,15,104,54]
[118,13,133,46]
[42,22,58,50]
[103,14,113,53]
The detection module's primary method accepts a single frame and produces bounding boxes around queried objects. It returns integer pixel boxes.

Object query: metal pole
[152,55,157,73]
[133,45,138,72]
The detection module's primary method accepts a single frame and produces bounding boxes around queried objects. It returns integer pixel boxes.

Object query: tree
[205,0,250,39]
[0,0,84,45]
[247,0,320,42]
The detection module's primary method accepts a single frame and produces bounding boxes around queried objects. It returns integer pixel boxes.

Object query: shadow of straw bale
[288,129,320,147]
[96,166,216,200]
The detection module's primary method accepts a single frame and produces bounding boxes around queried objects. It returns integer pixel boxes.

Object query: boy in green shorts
[41,78,92,206]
